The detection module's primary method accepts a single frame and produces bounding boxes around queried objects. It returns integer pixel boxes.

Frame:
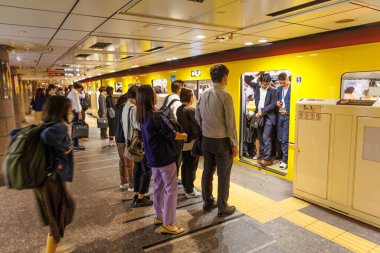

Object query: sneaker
[127,187,134,192]
[73,145,85,150]
[253,154,260,160]
[120,184,127,191]
[134,197,153,207]
[184,190,201,199]
[132,194,138,203]
[279,162,288,170]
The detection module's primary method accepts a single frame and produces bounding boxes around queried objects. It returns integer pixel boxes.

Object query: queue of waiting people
[242,72,291,170]
[4,64,241,252]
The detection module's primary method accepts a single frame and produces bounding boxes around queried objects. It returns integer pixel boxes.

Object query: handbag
[250,115,265,128]
[124,106,144,162]
[107,107,115,119]
[72,120,89,138]
[97,118,108,128]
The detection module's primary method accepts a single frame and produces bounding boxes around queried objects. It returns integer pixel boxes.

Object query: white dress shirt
[67,89,82,113]
[258,87,268,111]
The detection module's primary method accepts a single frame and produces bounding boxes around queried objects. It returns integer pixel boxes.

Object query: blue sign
[296,76,302,83]
[171,74,175,82]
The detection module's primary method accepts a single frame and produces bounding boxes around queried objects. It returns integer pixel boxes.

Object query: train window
[152,78,168,94]
[341,71,380,100]
[240,70,291,176]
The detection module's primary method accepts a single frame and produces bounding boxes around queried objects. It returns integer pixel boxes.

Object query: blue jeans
[277,114,289,163]
[72,111,79,147]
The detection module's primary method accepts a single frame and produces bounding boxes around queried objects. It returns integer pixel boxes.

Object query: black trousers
[181,151,199,193]
[257,118,274,161]
[202,137,233,211]
[72,111,79,147]
[133,156,152,194]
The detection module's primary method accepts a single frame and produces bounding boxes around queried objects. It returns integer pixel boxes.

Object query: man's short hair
[171,80,184,94]
[47,84,57,91]
[180,88,193,103]
[210,64,229,83]
[259,73,272,83]
[99,87,106,93]
[73,82,82,90]
[278,72,288,81]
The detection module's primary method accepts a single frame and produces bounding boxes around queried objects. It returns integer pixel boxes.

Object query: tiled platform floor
[0,116,379,253]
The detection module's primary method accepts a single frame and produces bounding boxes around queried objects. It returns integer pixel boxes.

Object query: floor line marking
[76,157,118,165]
[143,218,241,252]
[82,165,118,172]
[246,240,277,253]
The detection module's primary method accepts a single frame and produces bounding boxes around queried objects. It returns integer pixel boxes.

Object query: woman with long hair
[106,86,116,145]
[38,96,75,253]
[136,85,187,235]
[30,87,46,124]
[122,85,152,203]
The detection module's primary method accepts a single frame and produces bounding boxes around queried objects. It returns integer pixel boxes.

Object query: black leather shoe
[74,146,85,150]
[203,200,217,211]
[218,206,236,217]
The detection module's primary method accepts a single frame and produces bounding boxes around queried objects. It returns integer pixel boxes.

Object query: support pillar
[0,46,15,186]
[22,80,31,115]
[11,68,25,127]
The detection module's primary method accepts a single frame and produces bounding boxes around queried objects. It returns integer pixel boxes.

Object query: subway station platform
[1,116,380,253]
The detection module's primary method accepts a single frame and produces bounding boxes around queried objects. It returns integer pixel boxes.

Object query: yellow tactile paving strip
[192,169,380,252]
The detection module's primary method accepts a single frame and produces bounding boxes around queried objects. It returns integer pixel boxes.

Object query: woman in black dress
[106,86,116,146]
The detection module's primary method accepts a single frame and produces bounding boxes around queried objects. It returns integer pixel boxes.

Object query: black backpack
[152,112,184,156]
[80,94,89,111]
[160,95,180,120]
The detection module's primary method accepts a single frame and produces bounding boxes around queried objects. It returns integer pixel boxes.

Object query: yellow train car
[82,26,380,181]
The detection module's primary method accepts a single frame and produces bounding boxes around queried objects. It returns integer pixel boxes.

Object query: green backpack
[3,123,54,189]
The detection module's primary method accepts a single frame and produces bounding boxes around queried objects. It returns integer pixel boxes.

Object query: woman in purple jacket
[136,85,187,235]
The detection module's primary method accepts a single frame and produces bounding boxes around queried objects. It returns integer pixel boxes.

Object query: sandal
[160,226,185,235]
[154,217,163,225]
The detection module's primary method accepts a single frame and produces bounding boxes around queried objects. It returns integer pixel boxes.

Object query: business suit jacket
[254,86,278,126]
[277,85,291,115]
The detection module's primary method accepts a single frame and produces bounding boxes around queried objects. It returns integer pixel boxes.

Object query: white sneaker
[120,184,126,190]
[127,187,134,192]
[279,162,288,169]
[253,155,259,160]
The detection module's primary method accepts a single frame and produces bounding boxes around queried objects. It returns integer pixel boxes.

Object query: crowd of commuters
[242,72,291,169]
[20,63,244,251]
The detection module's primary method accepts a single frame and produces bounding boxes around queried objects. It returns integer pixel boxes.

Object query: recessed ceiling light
[157,27,164,30]
[196,35,206,39]
[310,53,318,56]
[245,42,253,46]
[166,58,172,61]
[97,74,101,76]
[296,55,304,58]
[110,70,115,73]
[75,68,80,71]
[335,18,355,24]
[258,39,268,43]
[106,62,112,65]
[131,65,139,68]
[172,57,178,60]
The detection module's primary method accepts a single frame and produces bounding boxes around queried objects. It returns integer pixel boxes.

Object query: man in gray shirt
[195,64,238,217]
[98,87,108,139]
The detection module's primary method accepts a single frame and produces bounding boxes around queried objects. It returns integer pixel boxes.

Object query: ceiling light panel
[0,24,56,39]
[0,0,77,12]
[279,2,362,24]
[72,0,132,17]
[299,7,380,30]
[255,24,327,40]
[61,14,106,32]
[0,6,66,28]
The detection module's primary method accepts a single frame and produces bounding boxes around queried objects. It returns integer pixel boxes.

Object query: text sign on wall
[296,76,302,83]
[191,70,201,77]
[298,105,321,121]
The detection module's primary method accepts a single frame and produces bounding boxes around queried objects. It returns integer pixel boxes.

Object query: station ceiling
[0,0,379,80]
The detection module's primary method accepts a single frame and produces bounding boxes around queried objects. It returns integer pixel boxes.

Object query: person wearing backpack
[176,88,201,199]
[8,96,75,253]
[136,85,188,235]
[30,88,46,124]
[160,80,184,182]
[122,85,152,206]
[115,93,134,192]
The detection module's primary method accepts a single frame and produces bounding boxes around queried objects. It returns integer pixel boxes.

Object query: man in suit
[98,87,108,139]
[276,73,291,169]
[254,74,278,166]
